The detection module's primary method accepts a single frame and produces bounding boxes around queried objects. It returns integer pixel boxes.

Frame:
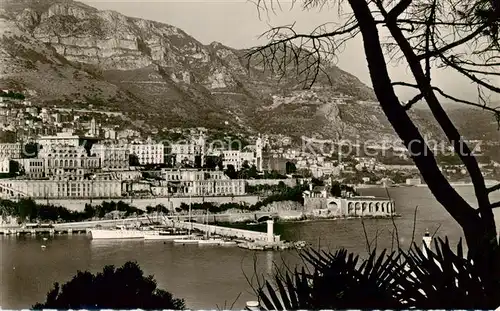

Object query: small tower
[255,134,263,172]
[266,219,274,243]
[197,133,206,167]
[422,229,432,258]
[89,118,99,137]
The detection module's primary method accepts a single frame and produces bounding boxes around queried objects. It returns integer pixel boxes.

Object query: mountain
[0,0,491,142]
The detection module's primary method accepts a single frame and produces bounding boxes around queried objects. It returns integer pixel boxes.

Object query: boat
[173,197,203,244]
[144,229,192,241]
[219,240,237,246]
[173,236,203,244]
[197,209,228,245]
[90,226,144,240]
[145,234,192,241]
[198,237,225,245]
[41,245,46,249]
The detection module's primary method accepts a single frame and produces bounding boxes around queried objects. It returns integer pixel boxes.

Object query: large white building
[129,138,164,165]
[154,168,245,196]
[222,137,263,171]
[170,135,205,166]
[91,143,130,171]
[38,145,100,180]
[0,179,122,199]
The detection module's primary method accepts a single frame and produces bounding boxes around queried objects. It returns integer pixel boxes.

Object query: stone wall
[34,195,260,212]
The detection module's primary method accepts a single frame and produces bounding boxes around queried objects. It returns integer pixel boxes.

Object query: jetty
[164,217,280,243]
[1,216,306,251]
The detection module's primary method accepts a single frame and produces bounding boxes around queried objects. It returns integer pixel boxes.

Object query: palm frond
[256,238,500,310]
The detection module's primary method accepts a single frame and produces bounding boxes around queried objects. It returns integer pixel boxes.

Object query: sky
[80,0,499,103]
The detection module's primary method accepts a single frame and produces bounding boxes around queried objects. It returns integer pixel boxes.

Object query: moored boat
[219,240,237,246]
[144,230,192,241]
[173,235,203,244]
[90,226,144,240]
[144,234,192,241]
[198,237,225,245]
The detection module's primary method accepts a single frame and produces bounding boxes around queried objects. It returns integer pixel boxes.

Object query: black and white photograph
[0,0,499,309]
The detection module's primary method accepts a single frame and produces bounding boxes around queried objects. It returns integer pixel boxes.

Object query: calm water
[1,186,500,309]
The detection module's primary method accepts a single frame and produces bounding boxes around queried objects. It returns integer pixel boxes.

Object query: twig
[409,205,419,249]
[385,186,400,250]
[361,218,372,254]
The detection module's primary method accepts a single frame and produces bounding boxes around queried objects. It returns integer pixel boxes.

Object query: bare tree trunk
[347,0,498,268]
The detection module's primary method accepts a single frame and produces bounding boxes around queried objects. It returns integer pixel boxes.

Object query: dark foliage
[225,164,238,179]
[329,181,357,197]
[33,261,185,309]
[285,161,297,175]
[0,90,25,100]
[257,238,500,309]
[0,198,144,223]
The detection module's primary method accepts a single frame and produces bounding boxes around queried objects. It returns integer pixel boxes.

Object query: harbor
[0,215,306,251]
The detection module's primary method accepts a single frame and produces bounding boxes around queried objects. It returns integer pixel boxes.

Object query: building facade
[221,137,263,171]
[129,140,164,165]
[91,144,130,171]
[303,191,396,218]
[37,132,80,149]
[154,168,245,196]
[169,135,205,166]
[38,145,99,180]
[0,158,9,173]
[13,158,45,179]
[0,179,122,199]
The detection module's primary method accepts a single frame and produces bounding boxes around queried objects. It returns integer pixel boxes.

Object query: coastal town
[0,90,404,246]
[1,0,499,308]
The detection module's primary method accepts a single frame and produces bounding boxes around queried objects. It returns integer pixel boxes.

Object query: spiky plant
[256,238,500,310]
[398,237,500,309]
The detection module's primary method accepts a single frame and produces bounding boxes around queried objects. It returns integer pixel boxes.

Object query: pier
[164,218,281,243]
[0,213,281,243]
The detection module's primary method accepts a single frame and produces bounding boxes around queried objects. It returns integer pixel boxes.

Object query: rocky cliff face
[0,0,447,140]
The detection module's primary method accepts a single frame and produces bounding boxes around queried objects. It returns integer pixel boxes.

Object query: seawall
[33,195,260,212]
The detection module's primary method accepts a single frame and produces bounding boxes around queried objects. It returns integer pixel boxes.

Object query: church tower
[255,134,263,172]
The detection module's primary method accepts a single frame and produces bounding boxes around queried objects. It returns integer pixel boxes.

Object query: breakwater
[165,219,280,242]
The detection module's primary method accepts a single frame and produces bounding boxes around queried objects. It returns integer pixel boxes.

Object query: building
[37,131,80,149]
[0,143,22,159]
[219,137,263,171]
[0,179,122,199]
[89,118,98,137]
[12,158,45,179]
[262,152,287,174]
[91,144,130,171]
[169,135,205,166]
[303,193,396,218]
[154,168,245,196]
[38,145,100,180]
[129,138,164,165]
[0,158,9,174]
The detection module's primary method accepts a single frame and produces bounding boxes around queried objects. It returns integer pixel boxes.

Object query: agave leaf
[274,275,292,310]
[265,280,283,310]
[285,273,299,309]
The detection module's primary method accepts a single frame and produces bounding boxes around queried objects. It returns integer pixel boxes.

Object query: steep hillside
[0,0,491,142]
